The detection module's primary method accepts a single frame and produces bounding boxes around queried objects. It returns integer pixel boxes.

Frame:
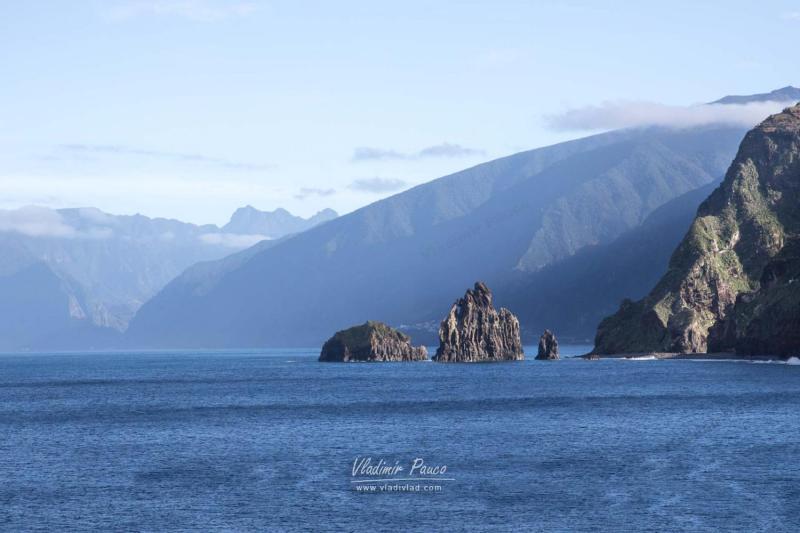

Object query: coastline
[580,352,792,362]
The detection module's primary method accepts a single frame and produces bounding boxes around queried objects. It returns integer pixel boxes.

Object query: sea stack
[319,321,428,362]
[434,281,524,362]
[536,330,559,360]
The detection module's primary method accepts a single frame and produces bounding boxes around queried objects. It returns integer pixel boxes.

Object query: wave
[748,357,800,365]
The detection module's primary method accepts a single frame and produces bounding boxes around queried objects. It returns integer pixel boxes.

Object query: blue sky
[1,0,798,224]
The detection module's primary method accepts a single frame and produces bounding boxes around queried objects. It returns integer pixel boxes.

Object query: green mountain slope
[594,103,800,356]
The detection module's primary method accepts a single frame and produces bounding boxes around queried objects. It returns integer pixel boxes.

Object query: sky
[1,0,799,225]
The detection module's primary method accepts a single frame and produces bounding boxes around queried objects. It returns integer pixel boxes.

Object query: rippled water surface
[1,347,799,531]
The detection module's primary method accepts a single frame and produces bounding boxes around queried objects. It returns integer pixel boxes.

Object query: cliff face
[594,104,800,355]
[434,282,524,362]
[715,238,800,356]
[319,321,428,362]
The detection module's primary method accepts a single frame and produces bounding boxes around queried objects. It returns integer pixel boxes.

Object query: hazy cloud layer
[105,0,257,21]
[0,206,112,239]
[0,206,272,248]
[546,101,793,132]
[352,143,484,162]
[0,206,76,238]
[60,144,271,171]
[199,232,267,248]
[352,147,406,161]
[348,177,408,193]
[294,187,336,200]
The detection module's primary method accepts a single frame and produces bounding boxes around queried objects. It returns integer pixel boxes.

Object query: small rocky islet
[318,321,428,362]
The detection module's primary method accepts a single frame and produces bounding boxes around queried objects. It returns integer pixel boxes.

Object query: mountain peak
[711,86,800,105]
[758,102,800,132]
[309,208,338,222]
[223,205,338,237]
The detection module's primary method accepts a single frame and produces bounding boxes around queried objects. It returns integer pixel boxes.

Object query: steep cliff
[594,104,800,355]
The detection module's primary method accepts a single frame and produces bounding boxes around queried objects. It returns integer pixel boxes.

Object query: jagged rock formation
[434,282,524,362]
[594,104,800,356]
[536,330,560,360]
[318,321,428,362]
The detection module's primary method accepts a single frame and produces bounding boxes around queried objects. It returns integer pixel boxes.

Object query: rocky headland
[593,103,800,358]
[434,282,524,362]
[318,321,428,362]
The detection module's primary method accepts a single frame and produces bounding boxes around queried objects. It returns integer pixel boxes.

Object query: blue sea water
[1,346,799,532]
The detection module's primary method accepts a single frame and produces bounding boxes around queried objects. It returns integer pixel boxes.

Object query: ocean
[1,346,799,532]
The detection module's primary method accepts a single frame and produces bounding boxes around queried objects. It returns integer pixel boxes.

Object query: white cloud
[106,0,258,21]
[352,147,405,161]
[545,100,793,132]
[352,143,484,162]
[294,187,336,200]
[0,174,288,226]
[0,206,119,239]
[199,232,267,248]
[781,11,800,20]
[0,206,77,238]
[348,177,408,193]
[59,143,271,172]
[418,143,484,158]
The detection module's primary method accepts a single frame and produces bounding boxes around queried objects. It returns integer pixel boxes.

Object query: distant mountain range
[0,205,336,350]
[224,206,337,238]
[129,87,800,348]
[711,86,800,105]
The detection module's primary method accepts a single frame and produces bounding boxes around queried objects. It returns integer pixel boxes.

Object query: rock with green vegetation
[594,103,800,356]
[714,237,800,356]
[318,321,428,362]
[434,282,524,362]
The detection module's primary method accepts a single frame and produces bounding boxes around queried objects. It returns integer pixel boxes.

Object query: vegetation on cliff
[319,321,428,362]
[594,104,800,355]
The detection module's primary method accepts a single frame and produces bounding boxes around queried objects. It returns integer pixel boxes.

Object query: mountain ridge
[223,206,337,238]
[127,124,747,348]
[0,204,335,350]
[711,86,800,105]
